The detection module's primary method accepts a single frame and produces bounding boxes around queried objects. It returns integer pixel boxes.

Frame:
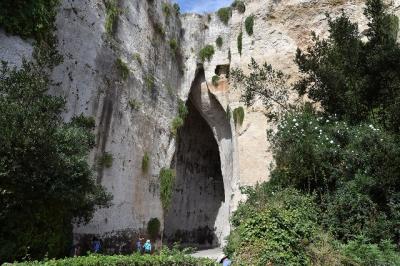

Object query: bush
[144,74,155,90]
[98,152,113,168]
[216,36,223,48]
[162,3,171,18]
[9,251,218,265]
[115,58,130,80]
[171,117,184,136]
[237,31,243,55]
[217,7,232,25]
[245,15,254,35]
[233,107,244,126]
[147,218,161,240]
[231,0,246,13]
[212,75,220,86]
[171,100,188,136]
[105,0,119,36]
[169,39,179,53]
[173,3,180,15]
[132,53,142,65]
[154,22,165,37]
[142,152,150,172]
[128,99,141,111]
[159,168,176,211]
[199,45,215,62]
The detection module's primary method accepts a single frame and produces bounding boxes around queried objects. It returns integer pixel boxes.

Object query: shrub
[98,152,113,168]
[144,74,155,90]
[245,15,254,35]
[173,3,180,15]
[147,218,161,240]
[128,99,141,111]
[132,53,142,65]
[159,168,176,211]
[105,0,119,36]
[71,114,96,129]
[115,58,130,80]
[237,31,243,55]
[142,152,150,172]
[154,22,165,37]
[178,99,188,120]
[233,107,245,126]
[171,100,188,136]
[216,36,223,48]
[217,7,232,25]
[169,39,179,53]
[199,45,215,62]
[162,3,171,18]
[171,117,184,136]
[231,0,246,13]
[212,75,220,86]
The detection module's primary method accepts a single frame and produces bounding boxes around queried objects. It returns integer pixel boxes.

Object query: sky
[174,0,233,14]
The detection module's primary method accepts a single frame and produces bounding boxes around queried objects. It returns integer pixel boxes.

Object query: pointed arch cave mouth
[164,72,225,249]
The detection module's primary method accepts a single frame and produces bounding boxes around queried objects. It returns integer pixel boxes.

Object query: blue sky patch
[174,0,232,13]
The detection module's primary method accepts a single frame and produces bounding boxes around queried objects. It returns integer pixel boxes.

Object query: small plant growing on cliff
[171,100,188,136]
[231,0,246,13]
[144,74,155,91]
[216,36,223,48]
[245,15,255,36]
[237,31,243,56]
[226,105,232,121]
[162,2,171,18]
[173,3,180,15]
[169,39,179,53]
[154,22,165,37]
[71,114,96,129]
[160,168,176,211]
[199,45,215,62]
[142,152,150,172]
[233,107,245,126]
[212,75,220,86]
[171,117,184,136]
[105,0,119,36]
[217,7,232,25]
[115,58,130,80]
[99,152,113,168]
[147,218,161,240]
[133,53,142,65]
[128,99,141,111]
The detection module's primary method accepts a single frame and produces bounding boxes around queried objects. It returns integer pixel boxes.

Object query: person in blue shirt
[92,237,101,253]
[143,239,152,254]
[219,255,232,266]
[136,237,144,254]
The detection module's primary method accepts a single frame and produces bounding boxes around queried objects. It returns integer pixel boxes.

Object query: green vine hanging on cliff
[159,168,176,211]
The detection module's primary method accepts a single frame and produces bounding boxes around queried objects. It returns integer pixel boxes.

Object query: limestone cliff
[0,0,399,252]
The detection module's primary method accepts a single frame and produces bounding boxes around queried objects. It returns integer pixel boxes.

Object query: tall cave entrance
[164,97,225,249]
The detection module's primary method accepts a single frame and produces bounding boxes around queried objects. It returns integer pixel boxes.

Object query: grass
[98,152,113,168]
[128,99,141,111]
[169,39,179,54]
[115,58,130,80]
[105,0,119,36]
[142,152,150,172]
[217,7,232,25]
[144,74,155,91]
[199,45,215,62]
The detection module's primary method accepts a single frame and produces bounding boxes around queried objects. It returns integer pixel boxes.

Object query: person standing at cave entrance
[136,236,144,254]
[143,239,152,254]
[92,237,102,253]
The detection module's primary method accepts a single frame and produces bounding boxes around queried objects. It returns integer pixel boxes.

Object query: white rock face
[0,0,399,251]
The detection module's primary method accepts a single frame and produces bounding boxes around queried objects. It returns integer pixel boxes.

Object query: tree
[0,61,111,262]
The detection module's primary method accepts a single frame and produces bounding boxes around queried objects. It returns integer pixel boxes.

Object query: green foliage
[245,15,254,35]
[217,7,232,25]
[10,250,218,265]
[71,114,96,129]
[159,168,176,211]
[144,74,155,91]
[105,0,119,36]
[233,107,245,126]
[231,0,246,13]
[237,31,243,55]
[227,187,320,265]
[216,36,223,48]
[173,3,181,15]
[132,53,142,65]
[199,45,215,62]
[128,99,141,111]
[115,58,130,80]
[0,61,111,262]
[154,23,165,37]
[171,100,188,136]
[162,3,171,18]
[142,152,150,173]
[147,218,161,240]
[98,152,113,168]
[169,39,179,54]
[0,0,59,41]
[212,75,220,86]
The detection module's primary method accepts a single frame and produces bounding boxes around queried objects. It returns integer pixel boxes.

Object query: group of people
[136,237,152,254]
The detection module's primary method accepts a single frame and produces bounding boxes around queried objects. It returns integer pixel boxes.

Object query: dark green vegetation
[0,60,111,262]
[171,100,189,136]
[212,75,220,86]
[147,218,161,240]
[216,36,223,48]
[237,31,243,55]
[115,58,130,80]
[233,107,245,126]
[228,1,400,265]
[98,152,114,168]
[8,250,217,266]
[169,39,179,54]
[217,7,232,25]
[231,0,246,13]
[105,0,119,36]
[159,168,176,211]
[199,45,215,62]
[142,152,150,173]
[245,15,254,35]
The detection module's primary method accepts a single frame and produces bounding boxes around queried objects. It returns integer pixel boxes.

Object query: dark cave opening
[163,98,225,248]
